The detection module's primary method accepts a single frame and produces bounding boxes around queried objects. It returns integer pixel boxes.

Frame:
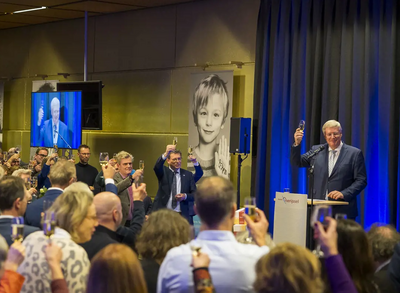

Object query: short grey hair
[322,120,342,135]
[50,97,60,111]
[195,176,235,227]
[367,224,400,263]
[11,169,32,178]
[116,151,133,164]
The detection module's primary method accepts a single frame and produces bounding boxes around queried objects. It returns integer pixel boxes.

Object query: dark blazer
[0,218,40,246]
[25,188,63,228]
[389,243,400,292]
[80,225,119,260]
[105,182,118,195]
[37,164,51,190]
[291,143,367,218]
[81,200,145,259]
[374,263,396,293]
[152,156,196,224]
[113,173,133,225]
[39,119,69,148]
[141,258,160,293]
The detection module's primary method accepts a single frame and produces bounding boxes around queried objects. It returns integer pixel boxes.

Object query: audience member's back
[367,224,400,293]
[157,177,269,293]
[25,159,76,228]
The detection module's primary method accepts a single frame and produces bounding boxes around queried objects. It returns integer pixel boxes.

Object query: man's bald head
[93,192,122,229]
[195,176,236,227]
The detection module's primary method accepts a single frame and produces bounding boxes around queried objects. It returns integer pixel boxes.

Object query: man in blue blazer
[26,160,118,228]
[37,97,69,148]
[0,177,39,246]
[291,120,367,220]
[153,145,197,224]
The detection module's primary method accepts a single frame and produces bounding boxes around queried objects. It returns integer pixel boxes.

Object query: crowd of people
[0,143,399,293]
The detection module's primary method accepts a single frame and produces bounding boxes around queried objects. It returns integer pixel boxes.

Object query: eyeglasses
[325,132,341,138]
[37,154,47,157]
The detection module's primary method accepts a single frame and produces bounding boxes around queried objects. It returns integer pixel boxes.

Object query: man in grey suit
[291,120,367,220]
[113,151,143,226]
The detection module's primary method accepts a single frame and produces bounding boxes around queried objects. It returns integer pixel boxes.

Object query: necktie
[328,150,337,176]
[53,125,57,140]
[171,170,178,209]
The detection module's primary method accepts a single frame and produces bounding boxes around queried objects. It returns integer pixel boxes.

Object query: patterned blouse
[18,228,90,293]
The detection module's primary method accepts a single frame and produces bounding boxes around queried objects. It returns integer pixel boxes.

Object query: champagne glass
[31,177,38,189]
[244,197,257,243]
[136,160,145,187]
[310,205,332,258]
[173,137,178,146]
[43,211,56,240]
[189,225,202,255]
[2,151,7,163]
[188,145,193,156]
[11,217,24,242]
[28,155,35,170]
[99,152,109,167]
[139,160,144,170]
[298,120,306,131]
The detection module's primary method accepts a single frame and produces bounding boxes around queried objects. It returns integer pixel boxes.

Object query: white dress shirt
[157,230,270,293]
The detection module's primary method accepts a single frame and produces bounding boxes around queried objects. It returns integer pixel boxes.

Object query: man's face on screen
[51,106,60,124]
[324,127,342,150]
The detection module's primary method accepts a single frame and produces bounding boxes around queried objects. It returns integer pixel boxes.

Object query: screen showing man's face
[51,107,59,124]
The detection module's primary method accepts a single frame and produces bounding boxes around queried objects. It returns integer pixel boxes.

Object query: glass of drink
[298,120,306,131]
[139,160,145,170]
[31,177,38,189]
[99,152,109,167]
[244,197,257,243]
[188,145,193,156]
[173,137,178,146]
[43,211,56,240]
[310,205,332,258]
[2,151,7,163]
[11,217,24,242]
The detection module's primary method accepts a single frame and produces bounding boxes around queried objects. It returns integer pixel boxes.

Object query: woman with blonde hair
[18,182,98,293]
[87,244,147,293]
[136,209,190,293]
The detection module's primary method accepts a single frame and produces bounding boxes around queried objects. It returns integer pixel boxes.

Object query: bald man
[80,184,147,259]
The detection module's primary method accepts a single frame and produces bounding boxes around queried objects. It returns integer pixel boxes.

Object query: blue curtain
[252,0,400,230]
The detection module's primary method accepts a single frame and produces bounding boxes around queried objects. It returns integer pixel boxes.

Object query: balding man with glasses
[152,145,197,224]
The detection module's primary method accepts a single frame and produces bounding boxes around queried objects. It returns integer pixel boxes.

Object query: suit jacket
[291,143,367,218]
[39,119,69,148]
[25,188,63,228]
[374,262,396,293]
[80,225,119,260]
[113,173,134,225]
[389,243,400,292]
[141,258,160,293]
[0,218,40,246]
[105,182,118,195]
[152,156,196,224]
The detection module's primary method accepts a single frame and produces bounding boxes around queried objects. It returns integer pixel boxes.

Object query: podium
[273,192,348,248]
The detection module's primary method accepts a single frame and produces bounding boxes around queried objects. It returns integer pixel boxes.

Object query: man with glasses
[152,145,197,224]
[75,144,98,192]
[31,147,48,177]
[291,120,367,220]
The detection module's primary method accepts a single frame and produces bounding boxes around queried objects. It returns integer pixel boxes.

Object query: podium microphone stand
[307,162,315,249]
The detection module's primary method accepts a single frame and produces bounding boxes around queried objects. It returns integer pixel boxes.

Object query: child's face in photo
[196,93,225,144]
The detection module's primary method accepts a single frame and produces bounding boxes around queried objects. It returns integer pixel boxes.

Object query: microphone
[306,144,327,160]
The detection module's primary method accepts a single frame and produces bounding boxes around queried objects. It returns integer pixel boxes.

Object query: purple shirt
[120,172,133,220]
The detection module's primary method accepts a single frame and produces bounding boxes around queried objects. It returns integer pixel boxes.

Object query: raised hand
[164,145,176,158]
[37,107,44,126]
[294,128,304,146]
[215,135,230,178]
[102,164,116,180]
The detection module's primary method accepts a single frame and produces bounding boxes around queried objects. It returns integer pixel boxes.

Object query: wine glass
[188,145,193,156]
[173,137,178,146]
[99,152,109,167]
[43,211,56,240]
[244,197,257,243]
[310,205,332,258]
[11,217,24,242]
[31,177,38,189]
[28,155,36,170]
[298,120,306,131]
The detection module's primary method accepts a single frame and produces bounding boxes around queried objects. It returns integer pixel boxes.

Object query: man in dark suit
[0,177,39,246]
[80,185,146,259]
[37,97,69,148]
[152,145,197,224]
[113,151,143,226]
[291,120,367,219]
[26,160,118,228]
[367,225,400,293]
[389,243,400,292]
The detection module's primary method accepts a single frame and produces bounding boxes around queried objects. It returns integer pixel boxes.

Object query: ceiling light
[13,6,47,14]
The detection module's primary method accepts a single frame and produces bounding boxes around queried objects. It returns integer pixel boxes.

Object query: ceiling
[0,0,198,30]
